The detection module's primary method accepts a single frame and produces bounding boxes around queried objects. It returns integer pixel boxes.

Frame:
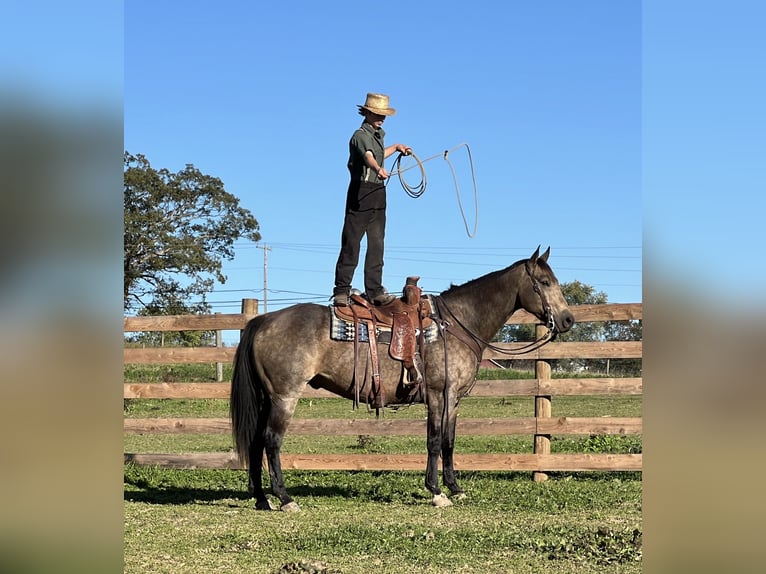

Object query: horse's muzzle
[557,310,575,333]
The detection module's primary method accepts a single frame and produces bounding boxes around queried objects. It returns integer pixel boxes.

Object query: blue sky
[125,1,642,321]
[123,0,766,330]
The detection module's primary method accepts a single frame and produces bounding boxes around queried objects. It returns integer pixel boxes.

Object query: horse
[230,246,574,511]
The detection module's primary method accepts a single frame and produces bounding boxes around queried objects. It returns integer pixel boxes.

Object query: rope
[392,150,427,198]
[388,143,479,238]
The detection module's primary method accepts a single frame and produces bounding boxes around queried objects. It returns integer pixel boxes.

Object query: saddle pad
[329,306,439,343]
[329,309,374,342]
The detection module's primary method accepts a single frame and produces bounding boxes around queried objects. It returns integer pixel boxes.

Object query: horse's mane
[439,258,527,297]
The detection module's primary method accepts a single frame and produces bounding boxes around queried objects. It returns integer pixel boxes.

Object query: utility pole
[256,244,271,312]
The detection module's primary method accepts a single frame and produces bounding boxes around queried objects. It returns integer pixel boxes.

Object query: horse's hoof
[431,493,453,507]
[280,501,301,512]
[451,492,467,501]
[254,499,274,511]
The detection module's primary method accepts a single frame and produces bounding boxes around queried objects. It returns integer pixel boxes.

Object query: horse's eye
[541,279,550,287]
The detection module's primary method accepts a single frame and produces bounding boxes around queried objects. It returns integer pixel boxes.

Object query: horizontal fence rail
[123,378,642,400]
[124,301,642,474]
[124,341,643,364]
[125,417,642,436]
[124,452,643,472]
[122,303,643,332]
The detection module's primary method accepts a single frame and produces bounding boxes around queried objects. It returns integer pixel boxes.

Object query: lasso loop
[389,143,479,238]
[392,150,427,198]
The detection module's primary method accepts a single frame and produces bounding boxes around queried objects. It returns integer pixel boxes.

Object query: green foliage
[562,280,608,306]
[601,319,643,376]
[519,525,642,565]
[558,280,608,340]
[554,435,642,454]
[582,434,642,454]
[123,151,261,313]
[475,367,534,380]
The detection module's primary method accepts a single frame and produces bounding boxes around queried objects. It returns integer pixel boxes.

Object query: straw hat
[358,93,396,116]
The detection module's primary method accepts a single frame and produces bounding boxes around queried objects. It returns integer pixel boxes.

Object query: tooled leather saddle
[333,276,434,409]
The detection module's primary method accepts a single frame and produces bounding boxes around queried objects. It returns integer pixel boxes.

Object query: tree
[552,280,609,373]
[125,296,217,348]
[124,152,261,314]
[602,318,643,376]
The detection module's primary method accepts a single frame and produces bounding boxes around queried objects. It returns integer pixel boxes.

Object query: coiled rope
[388,142,479,238]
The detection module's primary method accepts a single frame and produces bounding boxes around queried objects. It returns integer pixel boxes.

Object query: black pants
[333,181,387,297]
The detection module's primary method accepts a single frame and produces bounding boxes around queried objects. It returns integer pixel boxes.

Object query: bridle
[431,262,558,359]
[528,262,556,334]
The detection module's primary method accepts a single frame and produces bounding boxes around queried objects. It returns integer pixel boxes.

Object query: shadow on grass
[124,475,357,505]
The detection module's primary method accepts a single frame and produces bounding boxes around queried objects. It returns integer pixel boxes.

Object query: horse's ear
[530,245,541,264]
[540,246,550,263]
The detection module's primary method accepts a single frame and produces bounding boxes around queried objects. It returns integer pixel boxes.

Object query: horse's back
[243,303,346,395]
[251,302,327,326]
[246,303,331,348]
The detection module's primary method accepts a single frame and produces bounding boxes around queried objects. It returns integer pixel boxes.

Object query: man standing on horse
[332,92,411,307]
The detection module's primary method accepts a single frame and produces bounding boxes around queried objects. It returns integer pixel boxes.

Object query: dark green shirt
[347,122,386,183]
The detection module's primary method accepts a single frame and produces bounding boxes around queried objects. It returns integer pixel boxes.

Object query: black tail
[230,318,269,467]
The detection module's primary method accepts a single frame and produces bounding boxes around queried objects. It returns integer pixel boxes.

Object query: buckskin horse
[230,246,574,511]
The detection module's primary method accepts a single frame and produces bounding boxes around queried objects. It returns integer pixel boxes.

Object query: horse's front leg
[425,391,452,507]
[441,400,466,500]
[264,397,301,512]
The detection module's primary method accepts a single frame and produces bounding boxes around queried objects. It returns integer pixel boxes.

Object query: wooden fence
[124,300,642,477]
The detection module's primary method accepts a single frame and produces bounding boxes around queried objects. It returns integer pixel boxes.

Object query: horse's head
[522,246,575,335]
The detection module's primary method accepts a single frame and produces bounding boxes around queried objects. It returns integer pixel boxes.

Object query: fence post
[240,298,259,342]
[215,312,223,382]
[241,298,259,315]
[532,323,552,482]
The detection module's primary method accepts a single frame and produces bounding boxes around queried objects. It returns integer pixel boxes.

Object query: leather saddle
[333,277,433,408]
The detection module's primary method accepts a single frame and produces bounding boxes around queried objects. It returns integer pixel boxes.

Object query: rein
[430,265,558,358]
[433,296,555,357]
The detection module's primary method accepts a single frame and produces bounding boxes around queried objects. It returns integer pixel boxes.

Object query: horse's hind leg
[264,396,301,512]
[247,436,273,510]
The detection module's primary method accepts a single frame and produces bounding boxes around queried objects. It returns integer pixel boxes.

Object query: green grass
[124,395,641,419]
[124,362,231,382]
[123,365,620,383]
[125,466,641,574]
[124,366,642,573]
